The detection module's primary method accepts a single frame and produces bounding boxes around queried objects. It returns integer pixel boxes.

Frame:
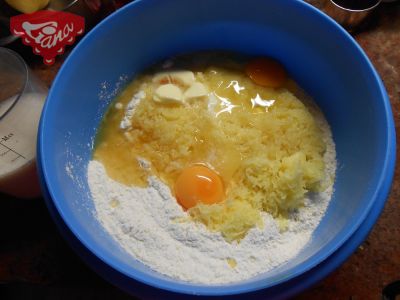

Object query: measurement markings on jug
[0,133,26,160]
[1,133,14,142]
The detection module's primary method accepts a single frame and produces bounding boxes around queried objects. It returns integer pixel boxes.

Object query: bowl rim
[38,0,396,296]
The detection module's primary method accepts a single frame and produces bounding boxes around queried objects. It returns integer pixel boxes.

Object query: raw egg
[175,165,224,209]
[245,57,287,88]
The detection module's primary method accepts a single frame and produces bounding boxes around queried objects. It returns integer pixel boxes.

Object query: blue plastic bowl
[38,0,396,298]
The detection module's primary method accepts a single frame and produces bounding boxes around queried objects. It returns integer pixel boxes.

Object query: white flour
[119,90,146,130]
[87,110,336,284]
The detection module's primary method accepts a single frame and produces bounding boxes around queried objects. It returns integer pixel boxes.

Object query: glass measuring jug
[0,47,47,198]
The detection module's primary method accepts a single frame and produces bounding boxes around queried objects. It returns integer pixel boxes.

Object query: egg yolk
[245,57,287,88]
[175,165,224,209]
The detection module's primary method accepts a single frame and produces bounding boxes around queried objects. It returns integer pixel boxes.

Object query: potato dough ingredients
[93,53,330,241]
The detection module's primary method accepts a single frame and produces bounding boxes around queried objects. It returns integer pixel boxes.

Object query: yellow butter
[5,0,49,13]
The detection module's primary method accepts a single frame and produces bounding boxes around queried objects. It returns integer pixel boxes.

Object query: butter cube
[169,71,195,86]
[153,84,183,103]
[152,70,195,86]
[184,82,208,100]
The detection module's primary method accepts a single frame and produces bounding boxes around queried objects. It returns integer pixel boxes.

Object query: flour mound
[87,114,335,284]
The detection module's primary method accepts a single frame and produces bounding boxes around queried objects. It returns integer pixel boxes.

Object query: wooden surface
[0,2,399,299]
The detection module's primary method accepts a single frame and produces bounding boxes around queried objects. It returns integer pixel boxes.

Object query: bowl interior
[39,0,393,295]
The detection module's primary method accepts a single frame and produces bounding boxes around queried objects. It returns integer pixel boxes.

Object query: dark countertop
[0,2,399,299]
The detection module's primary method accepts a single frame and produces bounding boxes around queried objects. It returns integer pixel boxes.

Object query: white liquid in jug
[0,92,45,198]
